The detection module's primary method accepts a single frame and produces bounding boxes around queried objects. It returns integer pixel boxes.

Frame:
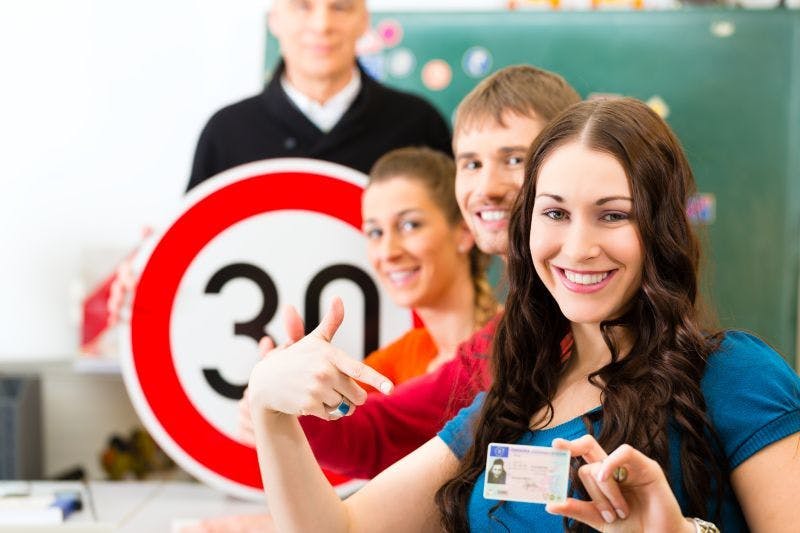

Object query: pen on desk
[83,480,98,521]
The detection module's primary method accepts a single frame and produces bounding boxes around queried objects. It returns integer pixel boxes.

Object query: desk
[1,480,268,532]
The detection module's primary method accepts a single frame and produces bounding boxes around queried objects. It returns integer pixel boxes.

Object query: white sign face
[120,159,412,500]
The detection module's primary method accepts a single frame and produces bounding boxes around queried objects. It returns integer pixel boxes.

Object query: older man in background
[186,0,451,190]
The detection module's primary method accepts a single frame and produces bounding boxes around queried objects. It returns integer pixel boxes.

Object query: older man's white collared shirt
[280,69,361,133]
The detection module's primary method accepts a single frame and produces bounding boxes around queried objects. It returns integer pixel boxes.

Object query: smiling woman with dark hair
[436,97,800,532]
[246,97,800,533]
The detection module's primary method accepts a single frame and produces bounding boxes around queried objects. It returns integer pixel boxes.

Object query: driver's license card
[483,443,570,504]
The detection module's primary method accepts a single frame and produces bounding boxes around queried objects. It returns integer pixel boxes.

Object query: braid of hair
[469,247,499,327]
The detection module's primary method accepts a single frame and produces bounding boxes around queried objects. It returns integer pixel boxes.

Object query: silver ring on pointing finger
[326,395,351,418]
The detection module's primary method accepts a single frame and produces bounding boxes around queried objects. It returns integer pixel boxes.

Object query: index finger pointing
[330,351,393,395]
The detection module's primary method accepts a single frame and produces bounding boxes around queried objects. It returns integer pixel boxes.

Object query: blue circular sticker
[462,46,493,78]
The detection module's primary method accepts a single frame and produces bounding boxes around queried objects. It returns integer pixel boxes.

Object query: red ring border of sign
[120,159,373,500]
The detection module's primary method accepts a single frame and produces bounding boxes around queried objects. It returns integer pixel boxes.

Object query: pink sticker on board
[376,19,403,48]
[421,60,452,91]
[686,193,715,224]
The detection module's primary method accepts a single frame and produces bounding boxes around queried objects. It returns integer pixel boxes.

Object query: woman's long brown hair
[436,98,725,532]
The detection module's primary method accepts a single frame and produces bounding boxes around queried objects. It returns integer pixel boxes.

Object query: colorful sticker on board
[388,48,416,79]
[376,19,403,48]
[508,0,561,8]
[710,20,736,38]
[359,53,386,81]
[421,59,453,92]
[646,95,670,119]
[462,46,493,78]
[356,28,384,56]
[592,0,644,9]
[120,159,413,501]
[686,193,716,224]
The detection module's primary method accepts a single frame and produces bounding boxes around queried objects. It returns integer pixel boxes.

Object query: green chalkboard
[266,9,800,366]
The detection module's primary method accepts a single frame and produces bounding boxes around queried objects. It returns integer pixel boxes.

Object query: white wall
[0,1,269,360]
[41,369,143,479]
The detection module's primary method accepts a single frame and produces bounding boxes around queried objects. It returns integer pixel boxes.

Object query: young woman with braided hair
[359,146,498,384]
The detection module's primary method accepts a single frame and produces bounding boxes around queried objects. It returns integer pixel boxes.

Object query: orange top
[363,327,438,388]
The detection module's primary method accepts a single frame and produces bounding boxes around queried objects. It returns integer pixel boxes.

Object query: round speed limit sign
[120,159,412,500]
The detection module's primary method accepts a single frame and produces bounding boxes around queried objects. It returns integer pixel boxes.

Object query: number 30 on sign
[120,159,412,500]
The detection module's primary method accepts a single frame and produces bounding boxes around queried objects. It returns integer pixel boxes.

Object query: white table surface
[0,480,268,532]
